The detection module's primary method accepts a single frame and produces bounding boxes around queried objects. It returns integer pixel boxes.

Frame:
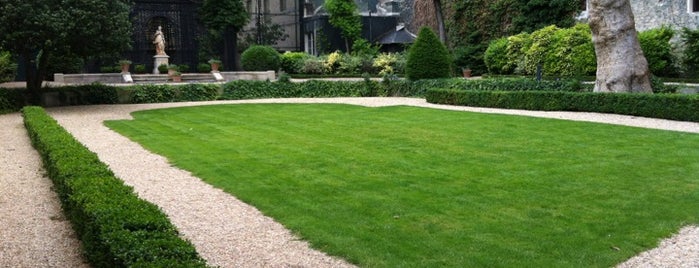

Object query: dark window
[693,0,699,12]
[280,0,287,12]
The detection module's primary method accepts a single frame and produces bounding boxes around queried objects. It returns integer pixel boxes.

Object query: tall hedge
[406,27,452,81]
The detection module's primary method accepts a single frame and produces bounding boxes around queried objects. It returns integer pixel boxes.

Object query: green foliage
[324,0,362,52]
[426,89,699,122]
[240,16,289,48]
[197,63,212,73]
[134,64,147,74]
[241,45,281,71]
[129,84,220,103]
[484,38,509,74]
[406,27,452,80]
[158,64,169,73]
[638,26,677,76]
[280,52,309,74]
[487,24,595,76]
[0,0,132,95]
[199,0,248,31]
[443,0,581,75]
[681,27,699,77]
[0,88,22,114]
[452,43,488,75]
[0,51,17,83]
[46,83,120,105]
[21,106,207,267]
[108,103,699,267]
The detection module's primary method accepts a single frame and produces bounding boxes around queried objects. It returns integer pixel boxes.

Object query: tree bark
[589,0,652,93]
[223,27,242,71]
[434,0,446,43]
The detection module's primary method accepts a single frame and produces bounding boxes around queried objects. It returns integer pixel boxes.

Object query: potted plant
[134,64,147,74]
[118,60,132,73]
[170,71,182,82]
[208,59,222,72]
[167,64,179,76]
[158,64,169,74]
[462,67,472,78]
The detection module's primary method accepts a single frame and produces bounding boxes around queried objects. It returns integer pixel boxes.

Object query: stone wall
[631,0,699,31]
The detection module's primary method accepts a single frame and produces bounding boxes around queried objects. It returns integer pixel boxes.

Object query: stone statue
[153,26,167,56]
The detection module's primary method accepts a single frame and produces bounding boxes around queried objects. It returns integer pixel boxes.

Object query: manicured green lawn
[106,104,699,267]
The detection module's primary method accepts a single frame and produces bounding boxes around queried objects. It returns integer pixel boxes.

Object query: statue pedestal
[153,55,170,74]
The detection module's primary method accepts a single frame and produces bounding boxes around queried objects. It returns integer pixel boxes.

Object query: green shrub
[505,33,532,74]
[301,56,330,74]
[406,27,452,80]
[241,45,281,71]
[128,84,220,103]
[179,64,190,73]
[493,24,595,77]
[452,43,488,76]
[681,27,699,77]
[0,88,23,114]
[177,84,220,101]
[130,84,177,103]
[280,52,308,74]
[99,66,118,73]
[21,107,207,267]
[134,64,147,74]
[639,26,676,76]
[484,38,509,74]
[197,63,212,73]
[0,51,17,83]
[426,89,699,122]
[158,64,169,73]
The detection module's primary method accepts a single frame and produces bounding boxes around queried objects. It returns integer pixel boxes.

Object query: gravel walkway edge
[0,113,89,267]
[45,97,699,267]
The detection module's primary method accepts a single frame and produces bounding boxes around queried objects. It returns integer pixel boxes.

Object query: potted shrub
[170,71,182,82]
[462,67,472,78]
[167,64,178,76]
[134,64,147,74]
[208,59,222,72]
[118,60,132,73]
[197,63,212,73]
[157,64,169,74]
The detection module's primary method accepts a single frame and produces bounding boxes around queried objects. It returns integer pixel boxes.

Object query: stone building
[579,0,699,31]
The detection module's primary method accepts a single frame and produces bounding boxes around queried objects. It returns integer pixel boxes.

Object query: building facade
[579,0,699,31]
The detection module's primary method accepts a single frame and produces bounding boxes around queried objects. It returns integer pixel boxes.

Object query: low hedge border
[426,89,699,122]
[22,106,207,267]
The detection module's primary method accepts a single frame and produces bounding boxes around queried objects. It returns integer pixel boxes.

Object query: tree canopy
[200,0,249,70]
[0,0,132,103]
[325,0,363,52]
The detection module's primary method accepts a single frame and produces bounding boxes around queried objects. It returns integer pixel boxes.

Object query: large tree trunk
[223,27,242,71]
[23,51,48,105]
[589,0,652,93]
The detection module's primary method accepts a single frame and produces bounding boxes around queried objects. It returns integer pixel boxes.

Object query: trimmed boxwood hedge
[426,88,699,122]
[22,106,208,267]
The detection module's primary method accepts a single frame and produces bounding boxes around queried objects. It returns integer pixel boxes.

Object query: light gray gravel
[0,113,89,267]
[34,97,699,267]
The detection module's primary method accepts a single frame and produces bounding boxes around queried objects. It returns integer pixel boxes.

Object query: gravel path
[24,97,698,267]
[0,113,89,267]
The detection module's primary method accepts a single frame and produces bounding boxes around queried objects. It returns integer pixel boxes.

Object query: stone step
[130,73,218,84]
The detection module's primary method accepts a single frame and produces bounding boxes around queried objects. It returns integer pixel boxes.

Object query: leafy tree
[200,0,249,71]
[240,17,289,49]
[325,0,363,52]
[0,51,17,83]
[681,27,699,77]
[0,0,132,104]
[406,27,451,80]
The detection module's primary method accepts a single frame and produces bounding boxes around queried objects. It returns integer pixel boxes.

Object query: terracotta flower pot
[462,68,472,78]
